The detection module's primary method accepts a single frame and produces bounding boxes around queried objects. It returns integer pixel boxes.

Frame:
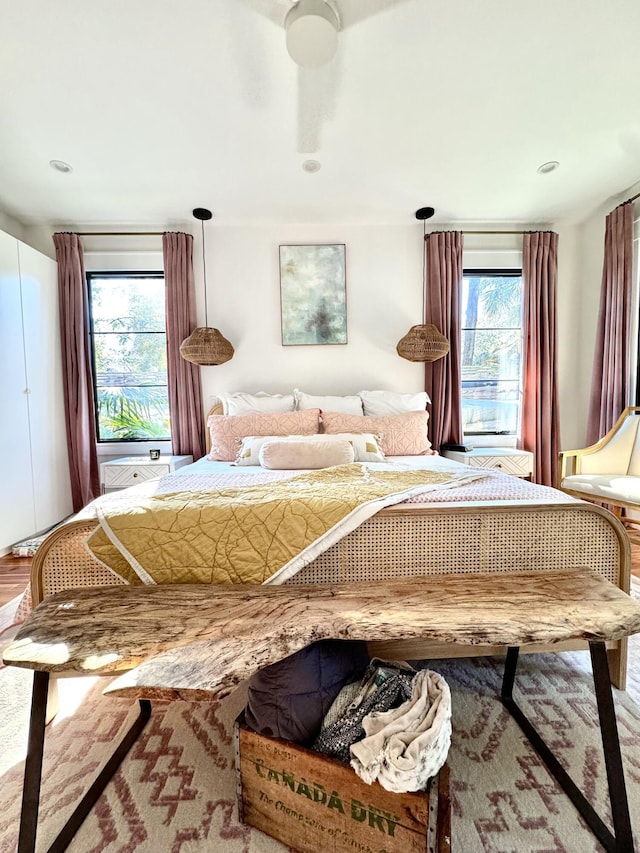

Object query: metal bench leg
[18,671,49,853]
[17,670,152,853]
[500,644,634,853]
[590,641,634,851]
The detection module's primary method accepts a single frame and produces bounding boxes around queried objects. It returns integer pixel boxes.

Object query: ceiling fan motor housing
[285,0,340,68]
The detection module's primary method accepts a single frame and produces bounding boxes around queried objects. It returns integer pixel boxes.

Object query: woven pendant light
[396,207,449,363]
[180,208,235,366]
[180,326,234,366]
[396,323,450,362]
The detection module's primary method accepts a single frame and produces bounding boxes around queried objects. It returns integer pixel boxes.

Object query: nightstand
[100,455,193,494]
[441,447,534,479]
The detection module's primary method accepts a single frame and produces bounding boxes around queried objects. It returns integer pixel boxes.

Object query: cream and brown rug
[1,595,640,852]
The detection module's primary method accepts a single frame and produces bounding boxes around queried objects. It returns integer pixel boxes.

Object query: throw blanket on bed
[86,463,485,586]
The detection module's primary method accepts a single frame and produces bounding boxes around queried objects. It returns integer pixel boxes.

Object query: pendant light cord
[201,219,209,327]
[422,218,426,321]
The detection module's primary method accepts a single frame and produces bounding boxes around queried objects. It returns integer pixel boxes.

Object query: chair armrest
[558,449,579,484]
[558,409,640,483]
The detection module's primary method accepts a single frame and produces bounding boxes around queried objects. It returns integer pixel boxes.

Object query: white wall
[197,224,426,411]
[0,212,25,243]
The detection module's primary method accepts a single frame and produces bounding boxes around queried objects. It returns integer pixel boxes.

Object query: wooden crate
[235,715,451,853]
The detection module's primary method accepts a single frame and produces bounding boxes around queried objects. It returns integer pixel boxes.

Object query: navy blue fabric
[245,640,370,744]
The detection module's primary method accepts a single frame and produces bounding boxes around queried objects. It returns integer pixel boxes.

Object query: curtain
[163,232,206,460]
[521,231,560,486]
[52,233,100,511]
[586,202,634,444]
[424,231,464,451]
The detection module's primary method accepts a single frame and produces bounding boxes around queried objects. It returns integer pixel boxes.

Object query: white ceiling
[2,0,640,228]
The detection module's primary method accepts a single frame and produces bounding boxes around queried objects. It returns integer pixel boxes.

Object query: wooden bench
[5,567,640,853]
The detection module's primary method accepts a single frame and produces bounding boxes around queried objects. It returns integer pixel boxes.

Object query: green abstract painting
[279,244,347,346]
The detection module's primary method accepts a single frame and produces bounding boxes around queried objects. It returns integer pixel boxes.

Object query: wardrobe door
[19,241,72,533]
[0,231,36,549]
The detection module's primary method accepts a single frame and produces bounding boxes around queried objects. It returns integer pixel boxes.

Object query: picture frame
[279,244,347,346]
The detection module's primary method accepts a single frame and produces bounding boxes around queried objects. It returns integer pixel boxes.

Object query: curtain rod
[423,230,531,236]
[76,231,165,237]
[627,191,640,204]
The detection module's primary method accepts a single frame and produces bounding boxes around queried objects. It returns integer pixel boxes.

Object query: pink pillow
[321,410,431,456]
[208,409,320,461]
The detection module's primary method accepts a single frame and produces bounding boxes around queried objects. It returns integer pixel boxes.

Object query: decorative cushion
[216,391,295,415]
[207,409,320,461]
[244,639,370,743]
[294,389,363,415]
[328,433,386,462]
[259,438,355,470]
[234,433,385,466]
[322,410,432,456]
[358,389,430,416]
[561,474,640,503]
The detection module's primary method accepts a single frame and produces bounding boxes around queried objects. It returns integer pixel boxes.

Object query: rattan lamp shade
[179,327,234,366]
[396,324,449,363]
[179,207,234,367]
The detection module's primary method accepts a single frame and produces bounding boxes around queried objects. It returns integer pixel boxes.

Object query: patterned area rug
[1,599,639,851]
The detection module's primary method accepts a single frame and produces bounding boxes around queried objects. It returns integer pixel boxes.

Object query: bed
[29,393,632,686]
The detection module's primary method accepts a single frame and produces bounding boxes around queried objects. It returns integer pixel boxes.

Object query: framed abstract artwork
[279,244,347,346]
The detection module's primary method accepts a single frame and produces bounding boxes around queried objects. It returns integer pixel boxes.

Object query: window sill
[96,440,173,459]
[463,435,518,449]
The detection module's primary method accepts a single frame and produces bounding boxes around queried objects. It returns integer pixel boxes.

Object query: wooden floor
[0,554,32,608]
[1,541,640,610]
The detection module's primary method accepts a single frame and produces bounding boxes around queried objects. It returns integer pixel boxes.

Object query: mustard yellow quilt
[86,463,480,586]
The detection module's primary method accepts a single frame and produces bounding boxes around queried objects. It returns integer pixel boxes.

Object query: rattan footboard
[30,501,631,686]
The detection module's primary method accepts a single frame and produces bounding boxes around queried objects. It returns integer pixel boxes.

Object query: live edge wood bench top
[4,568,640,702]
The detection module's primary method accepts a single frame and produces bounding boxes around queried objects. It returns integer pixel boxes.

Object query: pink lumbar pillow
[259,438,355,470]
[207,409,320,461]
[321,410,431,456]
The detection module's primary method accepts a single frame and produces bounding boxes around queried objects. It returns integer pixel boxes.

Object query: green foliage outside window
[89,273,171,441]
[461,273,523,434]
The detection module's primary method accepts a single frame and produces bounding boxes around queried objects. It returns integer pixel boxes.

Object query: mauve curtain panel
[163,232,206,460]
[424,231,464,451]
[521,231,560,487]
[52,232,100,511]
[586,201,634,444]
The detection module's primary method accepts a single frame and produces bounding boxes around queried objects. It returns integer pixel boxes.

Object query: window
[88,272,170,442]
[461,270,523,435]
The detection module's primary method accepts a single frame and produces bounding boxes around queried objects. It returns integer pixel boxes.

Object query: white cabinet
[101,455,193,493]
[0,230,73,550]
[442,447,534,479]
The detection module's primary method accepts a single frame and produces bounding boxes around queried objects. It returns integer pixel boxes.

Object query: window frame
[87,270,170,444]
[460,267,524,438]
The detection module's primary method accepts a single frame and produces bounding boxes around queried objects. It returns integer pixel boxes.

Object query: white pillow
[234,433,384,466]
[259,438,355,470]
[294,389,363,415]
[358,389,430,416]
[217,391,295,415]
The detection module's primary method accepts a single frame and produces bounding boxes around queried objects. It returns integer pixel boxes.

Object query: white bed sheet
[156,454,574,508]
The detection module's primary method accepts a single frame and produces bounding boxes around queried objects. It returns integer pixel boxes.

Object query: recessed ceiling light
[537,161,559,174]
[302,159,321,173]
[49,159,73,173]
